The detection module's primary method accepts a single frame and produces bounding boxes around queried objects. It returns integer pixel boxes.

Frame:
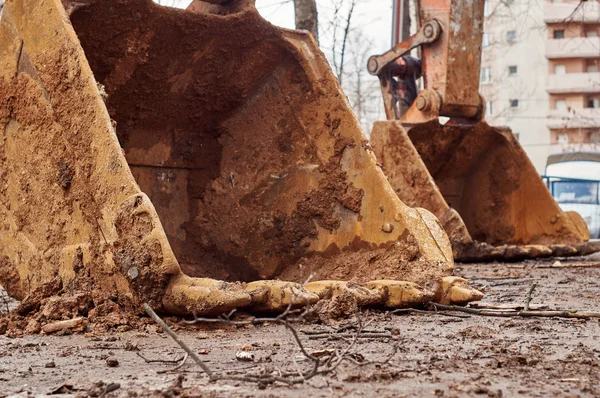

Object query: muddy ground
[1,256,599,398]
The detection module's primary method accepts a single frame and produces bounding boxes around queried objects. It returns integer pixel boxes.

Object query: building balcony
[546,72,600,94]
[546,37,600,59]
[548,108,600,129]
[544,1,600,24]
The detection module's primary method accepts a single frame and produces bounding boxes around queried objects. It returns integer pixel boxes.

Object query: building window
[482,33,491,48]
[556,99,567,111]
[509,99,519,108]
[557,133,569,144]
[480,67,492,84]
[484,0,491,16]
[586,31,599,38]
[514,132,520,141]
[553,30,565,39]
[508,65,518,75]
[589,98,600,108]
[587,63,599,73]
[554,64,566,75]
[507,30,517,42]
[486,100,493,116]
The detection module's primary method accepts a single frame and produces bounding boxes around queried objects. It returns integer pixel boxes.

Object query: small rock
[106,357,119,367]
[382,223,394,233]
[42,317,87,334]
[235,351,255,362]
[0,318,8,335]
[311,349,335,358]
[125,342,139,351]
[45,361,56,368]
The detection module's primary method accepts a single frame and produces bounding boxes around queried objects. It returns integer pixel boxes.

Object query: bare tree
[344,29,380,131]
[322,0,387,131]
[294,0,319,44]
[327,0,356,85]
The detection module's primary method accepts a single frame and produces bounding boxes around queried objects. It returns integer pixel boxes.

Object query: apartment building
[545,0,600,155]
[480,0,550,172]
[481,0,600,173]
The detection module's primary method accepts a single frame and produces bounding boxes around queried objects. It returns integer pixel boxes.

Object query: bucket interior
[70,0,321,281]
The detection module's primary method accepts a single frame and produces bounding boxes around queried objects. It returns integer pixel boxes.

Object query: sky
[255,0,394,55]
[159,1,395,57]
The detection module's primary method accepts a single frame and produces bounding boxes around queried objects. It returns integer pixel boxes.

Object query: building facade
[545,0,600,157]
[480,0,551,173]
[481,0,600,174]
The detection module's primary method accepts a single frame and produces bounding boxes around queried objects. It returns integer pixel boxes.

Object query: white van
[545,153,600,239]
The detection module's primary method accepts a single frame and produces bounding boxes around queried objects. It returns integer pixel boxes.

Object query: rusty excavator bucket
[369,0,594,261]
[0,0,483,317]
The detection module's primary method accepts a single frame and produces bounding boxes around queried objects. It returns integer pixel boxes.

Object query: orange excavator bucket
[369,0,593,261]
[0,0,482,317]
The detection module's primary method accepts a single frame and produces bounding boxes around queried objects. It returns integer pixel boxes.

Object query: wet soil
[2,256,600,397]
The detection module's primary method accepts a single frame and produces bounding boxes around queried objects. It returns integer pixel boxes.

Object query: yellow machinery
[0,0,482,315]
[369,0,592,261]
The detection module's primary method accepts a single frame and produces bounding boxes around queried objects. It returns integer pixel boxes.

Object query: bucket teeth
[550,245,579,257]
[245,281,320,312]
[435,276,484,306]
[162,275,252,316]
[364,280,435,308]
[162,276,483,316]
[305,281,384,307]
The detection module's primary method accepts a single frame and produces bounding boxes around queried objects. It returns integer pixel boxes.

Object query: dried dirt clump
[0,288,151,337]
[308,291,359,325]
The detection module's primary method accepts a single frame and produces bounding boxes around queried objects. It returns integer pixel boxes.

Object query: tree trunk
[293,0,319,45]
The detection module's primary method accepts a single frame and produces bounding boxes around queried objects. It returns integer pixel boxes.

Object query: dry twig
[143,300,398,387]
[136,352,190,374]
[390,308,471,319]
[136,352,186,364]
[307,332,392,340]
[469,302,549,311]
[143,304,213,377]
[523,283,537,312]
[536,263,600,269]
[431,303,600,319]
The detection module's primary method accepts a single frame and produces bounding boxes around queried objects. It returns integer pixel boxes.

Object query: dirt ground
[1,256,599,398]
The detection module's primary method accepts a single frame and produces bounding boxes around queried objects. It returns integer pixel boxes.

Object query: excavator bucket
[0,0,482,316]
[369,0,593,261]
[371,120,591,261]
